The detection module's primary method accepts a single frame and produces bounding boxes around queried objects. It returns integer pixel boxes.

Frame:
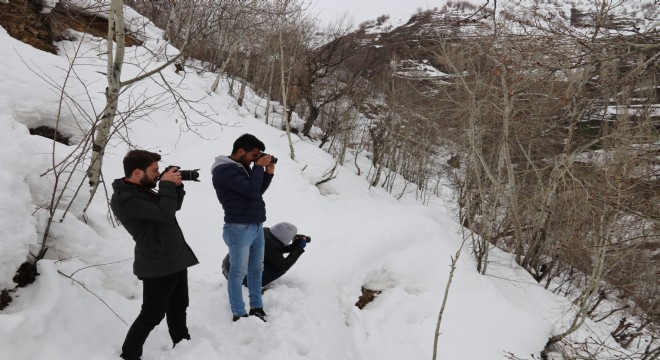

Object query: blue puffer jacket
[211,155,274,224]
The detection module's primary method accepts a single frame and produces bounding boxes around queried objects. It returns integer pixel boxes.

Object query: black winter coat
[262,227,305,279]
[111,178,199,278]
[221,227,304,286]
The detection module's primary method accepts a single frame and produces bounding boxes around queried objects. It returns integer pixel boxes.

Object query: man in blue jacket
[211,134,275,322]
[111,150,199,360]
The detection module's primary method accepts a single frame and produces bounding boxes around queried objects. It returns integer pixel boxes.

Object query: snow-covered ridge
[0,3,654,359]
[351,0,658,83]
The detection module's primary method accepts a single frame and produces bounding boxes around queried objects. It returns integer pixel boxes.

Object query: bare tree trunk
[265,60,275,124]
[543,202,612,355]
[83,0,188,216]
[302,102,319,137]
[521,99,581,271]
[163,2,178,41]
[237,48,252,106]
[210,50,235,93]
[277,1,295,160]
[432,230,469,360]
[86,0,126,210]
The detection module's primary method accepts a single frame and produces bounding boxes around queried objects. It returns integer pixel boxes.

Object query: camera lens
[180,169,200,182]
[162,166,200,182]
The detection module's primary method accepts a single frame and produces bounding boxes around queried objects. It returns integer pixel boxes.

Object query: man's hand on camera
[293,238,307,249]
[255,154,272,167]
[160,167,183,186]
[265,162,275,174]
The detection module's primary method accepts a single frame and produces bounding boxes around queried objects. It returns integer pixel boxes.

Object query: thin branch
[57,270,128,325]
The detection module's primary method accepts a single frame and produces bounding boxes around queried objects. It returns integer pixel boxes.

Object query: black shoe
[232,314,248,322]
[173,334,191,348]
[120,354,140,360]
[249,307,267,322]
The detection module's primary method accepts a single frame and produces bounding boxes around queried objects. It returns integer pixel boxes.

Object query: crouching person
[222,222,308,287]
[111,150,199,360]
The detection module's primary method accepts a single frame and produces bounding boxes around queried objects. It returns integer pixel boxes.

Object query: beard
[139,173,157,188]
[237,154,252,167]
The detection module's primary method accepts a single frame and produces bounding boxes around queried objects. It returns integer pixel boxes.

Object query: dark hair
[123,150,161,177]
[232,133,265,155]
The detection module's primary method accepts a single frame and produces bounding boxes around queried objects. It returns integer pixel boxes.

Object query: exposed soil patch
[49,3,141,46]
[0,289,12,311]
[355,287,382,310]
[447,154,461,169]
[0,0,58,53]
[0,261,38,311]
[13,261,38,288]
[0,0,140,55]
[29,126,71,145]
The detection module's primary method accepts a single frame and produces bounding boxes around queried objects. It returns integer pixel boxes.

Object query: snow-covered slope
[0,4,640,360]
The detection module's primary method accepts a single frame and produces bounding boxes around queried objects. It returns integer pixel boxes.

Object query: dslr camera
[256,153,278,165]
[161,165,201,182]
[294,234,311,243]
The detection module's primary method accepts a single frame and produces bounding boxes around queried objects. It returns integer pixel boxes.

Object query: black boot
[172,334,191,348]
[232,314,248,322]
[249,308,267,322]
[120,354,140,360]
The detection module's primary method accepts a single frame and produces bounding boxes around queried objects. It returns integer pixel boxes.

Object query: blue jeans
[222,223,264,316]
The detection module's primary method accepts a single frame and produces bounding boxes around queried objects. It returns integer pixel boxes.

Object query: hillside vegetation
[0,0,658,358]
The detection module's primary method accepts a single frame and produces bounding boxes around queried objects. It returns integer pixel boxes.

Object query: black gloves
[293,238,307,249]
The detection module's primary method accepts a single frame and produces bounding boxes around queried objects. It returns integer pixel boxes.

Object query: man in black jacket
[222,222,307,287]
[111,150,199,360]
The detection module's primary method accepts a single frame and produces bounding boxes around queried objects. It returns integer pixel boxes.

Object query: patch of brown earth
[0,0,140,55]
[355,287,382,310]
[29,126,71,145]
[0,289,12,311]
[13,261,38,288]
[0,261,38,312]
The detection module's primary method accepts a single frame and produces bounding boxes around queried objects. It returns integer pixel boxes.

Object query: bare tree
[296,19,368,137]
[431,0,660,354]
[85,0,211,214]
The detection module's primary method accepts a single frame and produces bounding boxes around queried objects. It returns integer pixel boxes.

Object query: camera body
[294,234,311,243]
[256,153,278,165]
[162,165,201,182]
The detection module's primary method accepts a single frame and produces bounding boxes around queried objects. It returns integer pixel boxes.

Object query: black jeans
[121,270,190,360]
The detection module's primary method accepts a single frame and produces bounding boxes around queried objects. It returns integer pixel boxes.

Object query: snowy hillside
[0,3,645,360]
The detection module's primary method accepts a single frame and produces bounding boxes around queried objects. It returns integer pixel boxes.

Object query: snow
[395,60,451,82]
[361,16,405,36]
[0,4,644,360]
[0,117,38,290]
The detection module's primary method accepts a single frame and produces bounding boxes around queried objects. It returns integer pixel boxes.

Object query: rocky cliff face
[337,1,658,125]
[0,0,141,54]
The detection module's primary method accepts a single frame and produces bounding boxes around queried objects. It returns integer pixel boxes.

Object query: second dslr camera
[161,165,200,182]
[294,234,311,243]
[256,153,278,165]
